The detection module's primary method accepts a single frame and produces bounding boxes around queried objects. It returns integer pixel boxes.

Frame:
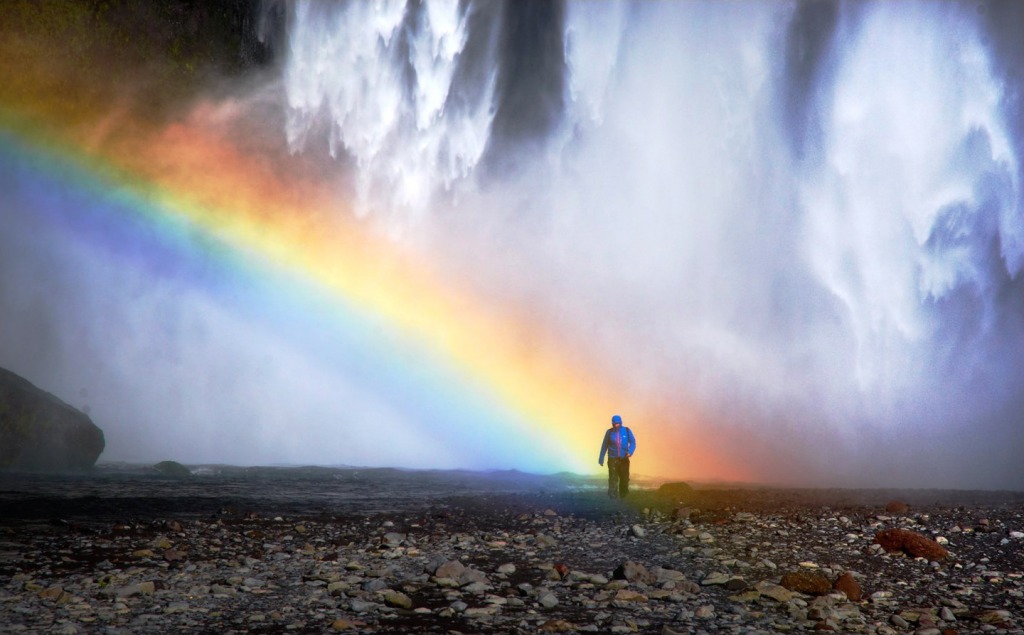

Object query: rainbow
[0,7,747,482]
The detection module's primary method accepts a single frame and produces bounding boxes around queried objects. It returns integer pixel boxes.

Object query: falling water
[283,1,1024,487]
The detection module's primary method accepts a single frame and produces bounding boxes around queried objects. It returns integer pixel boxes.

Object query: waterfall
[279,0,1024,485]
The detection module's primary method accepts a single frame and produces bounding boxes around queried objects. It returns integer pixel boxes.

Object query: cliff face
[0,367,105,471]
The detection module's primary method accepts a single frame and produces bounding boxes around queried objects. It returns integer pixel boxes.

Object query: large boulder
[0,367,105,471]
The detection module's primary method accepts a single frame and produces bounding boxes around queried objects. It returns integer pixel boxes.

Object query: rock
[780,570,832,595]
[536,533,558,546]
[331,618,358,630]
[3,472,1023,635]
[458,567,489,586]
[657,482,694,499]
[724,577,748,592]
[540,619,577,632]
[361,578,387,592]
[37,585,64,600]
[613,589,648,602]
[613,561,654,584]
[694,604,715,618]
[383,590,412,609]
[755,581,795,602]
[874,529,949,560]
[671,506,695,520]
[153,461,192,478]
[0,366,105,471]
[832,571,862,601]
[652,566,687,583]
[701,572,732,586]
[115,581,156,597]
[433,559,466,579]
[884,500,910,514]
[348,599,377,613]
[163,548,187,562]
[976,609,1012,625]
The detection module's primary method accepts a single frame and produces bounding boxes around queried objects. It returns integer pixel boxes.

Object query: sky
[0,1,1022,489]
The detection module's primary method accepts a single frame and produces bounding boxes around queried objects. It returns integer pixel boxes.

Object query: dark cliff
[0,367,105,471]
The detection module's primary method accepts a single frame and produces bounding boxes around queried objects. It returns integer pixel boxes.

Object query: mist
[281,0,1024,488]
[1,1,1022,488]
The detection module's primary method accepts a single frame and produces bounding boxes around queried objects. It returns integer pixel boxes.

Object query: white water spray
[284,0,496,222]
[281,0,1024,487]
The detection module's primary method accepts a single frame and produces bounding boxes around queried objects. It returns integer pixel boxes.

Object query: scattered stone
[1,477,1021,635]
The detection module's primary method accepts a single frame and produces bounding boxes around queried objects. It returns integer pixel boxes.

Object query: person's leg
[607,458,619,498]
[618,457,630,498]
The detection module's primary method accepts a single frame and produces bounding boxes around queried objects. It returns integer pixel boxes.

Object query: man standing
[598,414,636,498]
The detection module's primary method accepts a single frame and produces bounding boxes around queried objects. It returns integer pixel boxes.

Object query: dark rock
[154,461,192,478]
[780,570,832,595]
[874,528,949,560]
[724,577,749,592]
[0,367,104,471]
[657,482,694,499]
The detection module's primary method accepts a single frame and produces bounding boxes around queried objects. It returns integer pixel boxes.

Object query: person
[598,414,636,498]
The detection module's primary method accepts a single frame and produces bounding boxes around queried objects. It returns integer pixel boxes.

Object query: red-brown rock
[884,500,910,514]
[832,571,862,601]
[874,528,948,560]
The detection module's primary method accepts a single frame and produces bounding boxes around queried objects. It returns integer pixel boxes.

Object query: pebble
[1,489,1021,634]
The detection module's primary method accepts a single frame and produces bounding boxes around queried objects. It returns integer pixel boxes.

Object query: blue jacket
[599,426,636,464]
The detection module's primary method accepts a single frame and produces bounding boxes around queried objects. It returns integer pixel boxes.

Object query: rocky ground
[1,483,1022,634]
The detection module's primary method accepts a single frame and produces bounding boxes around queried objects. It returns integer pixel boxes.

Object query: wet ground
[1,465,1023,634]
[2,463,1022,526]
